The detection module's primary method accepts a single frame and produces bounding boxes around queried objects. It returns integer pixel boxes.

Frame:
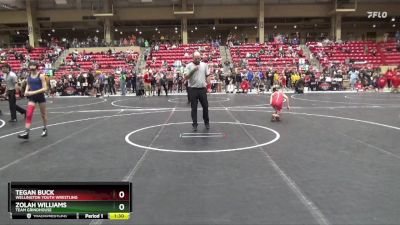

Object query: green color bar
[51,201,130,213]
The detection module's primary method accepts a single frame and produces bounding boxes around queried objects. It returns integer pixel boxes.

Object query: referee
[2,64,26,122]
[184,51,210,131]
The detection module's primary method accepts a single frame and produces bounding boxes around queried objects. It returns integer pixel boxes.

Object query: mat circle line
[125,121,280,153]
[111,98,145,108]
[291,94,396,105]
[47,98,107,110]
[344,95,400,101]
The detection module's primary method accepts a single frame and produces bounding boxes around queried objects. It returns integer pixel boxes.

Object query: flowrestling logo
[367,11,388,19]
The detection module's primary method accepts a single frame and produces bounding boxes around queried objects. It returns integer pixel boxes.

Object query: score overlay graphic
[8,182,132,220]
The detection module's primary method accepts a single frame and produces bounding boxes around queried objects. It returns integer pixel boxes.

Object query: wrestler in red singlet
[270,87,290,122]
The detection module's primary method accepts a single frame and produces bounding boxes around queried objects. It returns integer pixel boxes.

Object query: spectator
[120,71,127,96]
[150,73,157,96]
[167,71,174,93]
[126,73,132,93]
[103,73,109,95]
[396,30,400,42]
[247,69,254,92]
[98,73,105,96]
[348,68,359,90]
[108,74,116,95]
[235,70,242,93]
[385,69,394,88]
[131,72,136,94]
[241,78,250,93]
[177,73,184,93]
[143,72,151,96]
[383,33,389,43]
[137,75,145,97]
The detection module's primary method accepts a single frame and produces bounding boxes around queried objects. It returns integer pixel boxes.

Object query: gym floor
[0,92,399,225]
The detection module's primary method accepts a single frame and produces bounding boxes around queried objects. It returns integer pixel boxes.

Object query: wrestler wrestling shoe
[18,131,29,139]
[41,128,48,137]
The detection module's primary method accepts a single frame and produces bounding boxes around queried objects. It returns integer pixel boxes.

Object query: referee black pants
[7,90,26,120]
[188,87,209,127]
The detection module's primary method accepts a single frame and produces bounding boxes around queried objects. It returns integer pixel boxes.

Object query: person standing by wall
[108,73,116,95]
[131,72,136,94]
[98,72,105,96]
[103,73,109,96]
[349,68,359,90]
[2,64,26,122]
[143,72,151,96]
[77,73,86,96]
[184,52,210,131]
[177,72,184,93]
[158,72,168,96]
[120,71,127,96]
[235,69,242,93]
[247,69,254,92]
[167,70,174,94]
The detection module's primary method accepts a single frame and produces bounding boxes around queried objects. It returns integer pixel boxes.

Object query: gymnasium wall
[1,3,399,23]
[0,2,399,43]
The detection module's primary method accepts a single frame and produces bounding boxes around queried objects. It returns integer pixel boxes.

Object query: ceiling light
[120,31,123,35]
[195,26,198,30]
[212,26,215,30]
[139,31,142,34]
[135,28,138,32]
[96,29,99,33]
[274,25,277,29]
[55,0,67,4]
[392,17,395,22]
[52,29,55,33]
[393,24,396,27]
[234,26,237,30]
[372,24,376,28]
[115,28,118,32]
[294,25,297,29]
[175,27,178,30]
[16,31,20,35]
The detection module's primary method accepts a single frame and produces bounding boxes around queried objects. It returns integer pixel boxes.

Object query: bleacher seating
[146,44,221,69]
[229,43,306,71]
[0,47,61,71]
[379,41,400,65]
[307,41,383,68]
[55,51,139,79]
